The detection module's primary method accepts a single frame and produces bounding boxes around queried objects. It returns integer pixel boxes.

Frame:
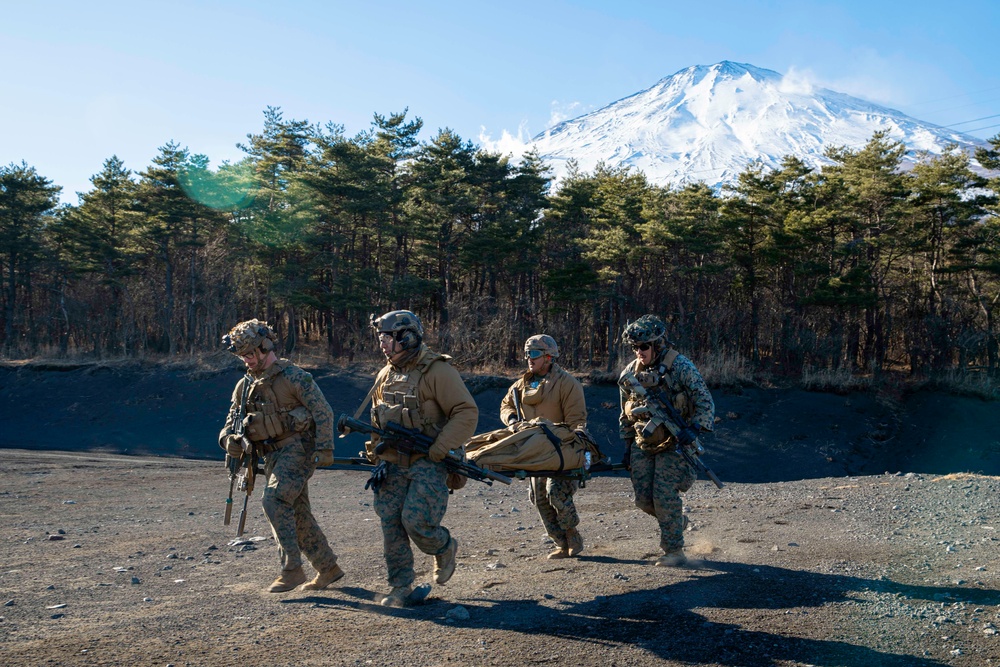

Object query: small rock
[486,562,505,570]
[131,577,141,585]
[50,613,64,619]
[63,500,76,504]
[143,597,153,602]
[46,604,67,609]
[3,600,14,607]
[543,593,555,600]
[73,544,81,548]
[47,535,65,541]
[57,529,66,534]
[445,605,470,621]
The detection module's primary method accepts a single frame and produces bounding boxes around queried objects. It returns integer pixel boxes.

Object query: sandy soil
[1,450,998,667]
[1,360,999,666]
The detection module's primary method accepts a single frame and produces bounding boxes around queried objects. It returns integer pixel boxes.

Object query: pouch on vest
[446,472,467,491]
[287,406,313,433]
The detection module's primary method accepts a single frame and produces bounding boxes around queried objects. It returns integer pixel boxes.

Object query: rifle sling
[537,422,566,472]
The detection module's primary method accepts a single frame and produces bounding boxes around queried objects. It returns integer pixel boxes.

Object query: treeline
[2,106,999,377]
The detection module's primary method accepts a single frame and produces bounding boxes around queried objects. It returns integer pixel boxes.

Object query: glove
[427,439,450,463]
[677,425,700,448]
[621,439,633,471]
[223,434,244,458]
[313,449,335,468]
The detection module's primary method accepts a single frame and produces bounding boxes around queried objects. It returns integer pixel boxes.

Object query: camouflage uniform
[619,349,714,555]
[221,359,338,575]
[500,363,588,550]
[367,344,478,588]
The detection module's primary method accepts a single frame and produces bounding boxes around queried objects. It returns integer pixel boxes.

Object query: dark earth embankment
[2,359,998,482]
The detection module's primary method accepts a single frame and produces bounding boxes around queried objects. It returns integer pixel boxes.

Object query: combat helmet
[524,334,559,359]
[371,310,424,350]
[223,319,278,356]
[622,314,667,348]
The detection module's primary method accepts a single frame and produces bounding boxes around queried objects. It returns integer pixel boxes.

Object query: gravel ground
[1,449,998,667]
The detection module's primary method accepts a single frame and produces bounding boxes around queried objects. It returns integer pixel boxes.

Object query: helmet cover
[223,319,277,356]
[524,334,559,358]
[622,314,666,346]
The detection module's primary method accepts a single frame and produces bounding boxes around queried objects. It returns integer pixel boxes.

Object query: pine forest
[2,107,1000,380]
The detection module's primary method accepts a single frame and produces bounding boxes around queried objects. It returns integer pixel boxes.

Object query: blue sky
[4,0,998,203]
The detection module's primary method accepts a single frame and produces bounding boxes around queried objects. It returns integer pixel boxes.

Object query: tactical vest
[242,359,311,447]
[623,349,692,452]
[372,350,449,441]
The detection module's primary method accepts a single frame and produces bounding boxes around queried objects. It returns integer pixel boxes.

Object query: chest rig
[624,349,692,451]
[372,351,449,441]
[242,360,307,449]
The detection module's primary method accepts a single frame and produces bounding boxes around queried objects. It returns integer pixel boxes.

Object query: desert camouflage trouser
[528,476,580,548]
[373,457,451,588]
[629,442,695,553]
[262,438,338,572]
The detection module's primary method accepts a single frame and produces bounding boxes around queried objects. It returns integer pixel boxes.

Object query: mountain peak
[532,62,985,189]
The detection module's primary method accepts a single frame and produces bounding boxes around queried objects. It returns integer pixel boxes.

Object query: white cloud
[548,100,584,128]
[779,66,816,95]
[478,122,532,159]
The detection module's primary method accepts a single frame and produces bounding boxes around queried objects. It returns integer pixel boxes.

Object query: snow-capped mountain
[531,61,985,188]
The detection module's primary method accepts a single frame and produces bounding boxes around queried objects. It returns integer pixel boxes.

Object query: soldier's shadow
[443,560,994,667]
[282,585,447,616]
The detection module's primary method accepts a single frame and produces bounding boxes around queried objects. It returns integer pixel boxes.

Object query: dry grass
[697,350,755,388]
[914,368,1000,401]
[801,367,873,394]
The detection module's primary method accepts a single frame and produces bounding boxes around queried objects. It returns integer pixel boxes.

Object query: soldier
[365,310,479,607]
[500,334,588,559]
[219,319,343,592]
[619,315,715,567]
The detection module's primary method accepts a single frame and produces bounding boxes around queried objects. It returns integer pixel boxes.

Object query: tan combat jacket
[500,363,587,431]
[367,344,479,465]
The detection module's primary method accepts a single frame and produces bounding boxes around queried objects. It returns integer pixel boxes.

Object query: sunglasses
[631,342,652,352]
[525,349,546,359]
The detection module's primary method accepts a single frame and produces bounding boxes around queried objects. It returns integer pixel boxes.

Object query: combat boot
[547,547,570,559]
[434,537,458,585]
[565,528,584,557]
[267,566,307,592]
[380,585,412,608]
[655,550,687,567]
[302,563,345,590]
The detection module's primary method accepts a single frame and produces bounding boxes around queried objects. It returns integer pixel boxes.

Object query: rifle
[336,413,513,488]
[619,370,724,489]
[511,385,525,423]
[224,374,261,536]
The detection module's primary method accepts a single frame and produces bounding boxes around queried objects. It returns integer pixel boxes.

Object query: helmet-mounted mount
[223,319,278,356]
[622,314,668,347]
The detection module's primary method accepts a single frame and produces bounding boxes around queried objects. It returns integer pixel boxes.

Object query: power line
[906,85,1000,108]
[962,122,1000,134]
[943,114,1000,127]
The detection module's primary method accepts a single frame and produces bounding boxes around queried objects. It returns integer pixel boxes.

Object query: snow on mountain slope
[531,61,985,188]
